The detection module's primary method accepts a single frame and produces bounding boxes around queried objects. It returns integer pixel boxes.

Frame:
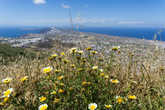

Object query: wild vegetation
[0,43,165,110]
[0,44,36,64]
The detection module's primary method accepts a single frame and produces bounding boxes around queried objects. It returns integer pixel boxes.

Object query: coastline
[0,27,165,49]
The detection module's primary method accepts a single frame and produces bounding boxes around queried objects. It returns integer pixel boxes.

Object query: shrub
[0,43,36,64]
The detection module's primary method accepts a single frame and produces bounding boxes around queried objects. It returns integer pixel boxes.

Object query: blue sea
[79,27,165,41]
[0,27,165,41]
[0,27,45,38]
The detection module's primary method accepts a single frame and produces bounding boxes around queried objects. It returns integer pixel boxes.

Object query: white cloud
[33,0,46,4]
[61,4,71,9]
[118,21,144,25]
[74,17,115,24]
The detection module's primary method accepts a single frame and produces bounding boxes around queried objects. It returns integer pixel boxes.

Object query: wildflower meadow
[0,46,165,110]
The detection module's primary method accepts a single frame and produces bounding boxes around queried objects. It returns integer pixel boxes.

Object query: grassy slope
[0,41,165,110]
[0,44,36,64]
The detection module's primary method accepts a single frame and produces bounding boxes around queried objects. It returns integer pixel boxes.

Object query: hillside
[0,29,165,110]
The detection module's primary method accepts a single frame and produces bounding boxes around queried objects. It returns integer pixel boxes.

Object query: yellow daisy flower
[77,50,84,55]
[110,79,119,84]
[86,47,92,51]
[39,104,48,110]
[2,77,12,84]
[128,95,137,100]
[91,51,97,55]
[116,96,124,104]
[49,54,58,60]
[42,66,53,74]
[60,52,65,56]
[82,81,91,86]
[54,69,61,73]
[69,48,77,54]
[39,96,46,102]
[87,82,91,85]
[70,64,75,68]
[3,88,13,97]
[82,81,88,86]
[59,83,65,86]
[20,76,28,82]
[57,75,64,80]
[100,72,105,77]
[50,91,57,95]
[58,89,64,94]
[92,66,98,70]
[51,53,58,57]
[105,104,112,109]
[3,97,9,103]
[88,103,97,110]
[104,75,109,79]
[112,46,120,51]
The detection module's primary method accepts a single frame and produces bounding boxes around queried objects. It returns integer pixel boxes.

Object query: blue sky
[0,0,165,27]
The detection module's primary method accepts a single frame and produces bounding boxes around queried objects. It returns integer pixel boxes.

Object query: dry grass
[0,45,165,110]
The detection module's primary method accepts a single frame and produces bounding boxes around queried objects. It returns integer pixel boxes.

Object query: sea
[0,27,45,38]
[0,27,165,41]
[79,27,165,41]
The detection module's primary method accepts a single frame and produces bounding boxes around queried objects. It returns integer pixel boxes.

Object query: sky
[0,0,165,27]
